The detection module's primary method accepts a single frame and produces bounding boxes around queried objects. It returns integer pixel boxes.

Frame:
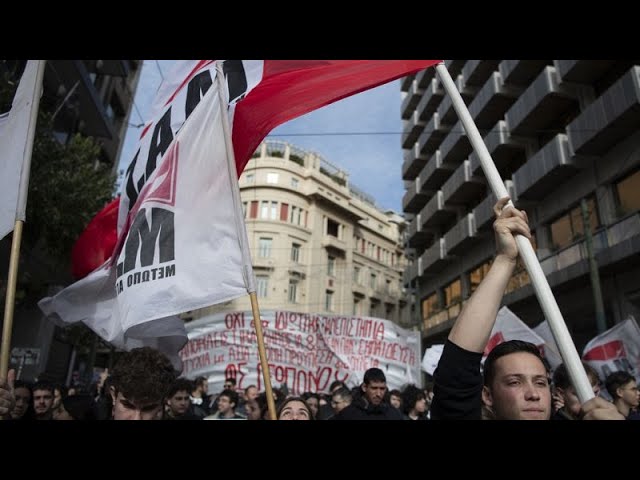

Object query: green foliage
[289,153,304,166]
[25,116,116,259]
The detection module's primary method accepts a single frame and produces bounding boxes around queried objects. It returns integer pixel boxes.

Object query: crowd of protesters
[1,197,638,421]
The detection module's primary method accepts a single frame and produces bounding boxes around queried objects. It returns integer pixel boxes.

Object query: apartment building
[192,140,411,327]
[402,60,640,350]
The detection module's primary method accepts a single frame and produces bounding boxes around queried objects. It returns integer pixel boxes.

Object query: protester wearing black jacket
[332,368,404,420]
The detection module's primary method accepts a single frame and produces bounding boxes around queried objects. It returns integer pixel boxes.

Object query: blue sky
[118,60,407,212]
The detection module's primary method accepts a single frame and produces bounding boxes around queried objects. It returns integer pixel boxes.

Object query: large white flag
[0,60,45,240]
[483,306,561,369]
[40,66,252,368]
[532,319,563,370]
[582,316,640,384]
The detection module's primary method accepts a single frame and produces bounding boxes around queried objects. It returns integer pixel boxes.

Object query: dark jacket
[332,397,404,420]
[430,340,483,420]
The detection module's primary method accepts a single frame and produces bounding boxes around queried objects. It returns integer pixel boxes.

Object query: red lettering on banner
[225,312,245,329]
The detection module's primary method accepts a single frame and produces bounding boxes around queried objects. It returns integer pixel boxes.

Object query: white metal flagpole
[435,62,594,403]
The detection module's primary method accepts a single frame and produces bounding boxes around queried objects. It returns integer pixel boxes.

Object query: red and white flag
[582,317,640,384]
[483,306,561,369]
[41,60,439,368]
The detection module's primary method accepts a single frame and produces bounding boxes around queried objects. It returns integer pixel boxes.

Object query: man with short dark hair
[109,346,177,420]
[204,389,245,420]
[605,370,640,419]
[32,381,55,420]
[332,367,404,420]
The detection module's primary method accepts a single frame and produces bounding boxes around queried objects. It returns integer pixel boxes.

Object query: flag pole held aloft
[215,62,277,420]
[0,60,46,378]
[435,62,594,403]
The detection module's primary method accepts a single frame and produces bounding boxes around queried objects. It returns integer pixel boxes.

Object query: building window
[291,243,301,263]
[288,279,298,303]
[327,256,335,276]
[469,260,492,294]
[256,276,269,298]
[615,168,640,216]
[260,201,269,219]
[422,293,439,321]
[245,173,255,183]
[290,206,302,225]
[249,201,258,219]
[270,201,278,220]
[444,278,462,306]
[266,172,279,184]
[353,297,362,315]
[550,197,600,250]
[327,218,339,238]
[353,265,361,284]
[280,203,289,221]
[242,202,247,218]
[291,177,299,188]
[370,273,377,289]
[258,238,272,258]
[325,291,334,312]
[385,278,392,294]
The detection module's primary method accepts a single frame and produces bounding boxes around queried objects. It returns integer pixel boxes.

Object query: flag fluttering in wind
[0,60,44,240]
[582,317,640,384]
[41,60,439,368]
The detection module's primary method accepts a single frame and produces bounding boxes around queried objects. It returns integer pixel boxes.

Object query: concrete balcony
[513,134,576,200]
[555,60,616,84]
[402,178,429,213]
[403,257,422,285]
[468,71,520,130]
[462,59,501,87]
[444,59,466,78]
[499,60,550,87]
[402,142,428,180]
[421,237,449,274]
[401,73,415,92]
[402,110,426,149]
[416,77,444,121]
[321,235,347,253]
[418,150,456,193]
[567,66,640,156]
[444,214,478,254]
[416,66,436,88]
[506,66,579,136]
[419,190,457,230]
[469,120,530,174]
[418,112,450,155]
[442,160,486,206]
[440,120,472,165]
[352,282,367,297]
[472,180,515,230]
[437,74,476,125]
[406,214,435,248]
[401,79,424,119]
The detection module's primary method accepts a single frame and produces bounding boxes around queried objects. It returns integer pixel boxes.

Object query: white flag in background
[0,60,44,240]
[582,316,640,384]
